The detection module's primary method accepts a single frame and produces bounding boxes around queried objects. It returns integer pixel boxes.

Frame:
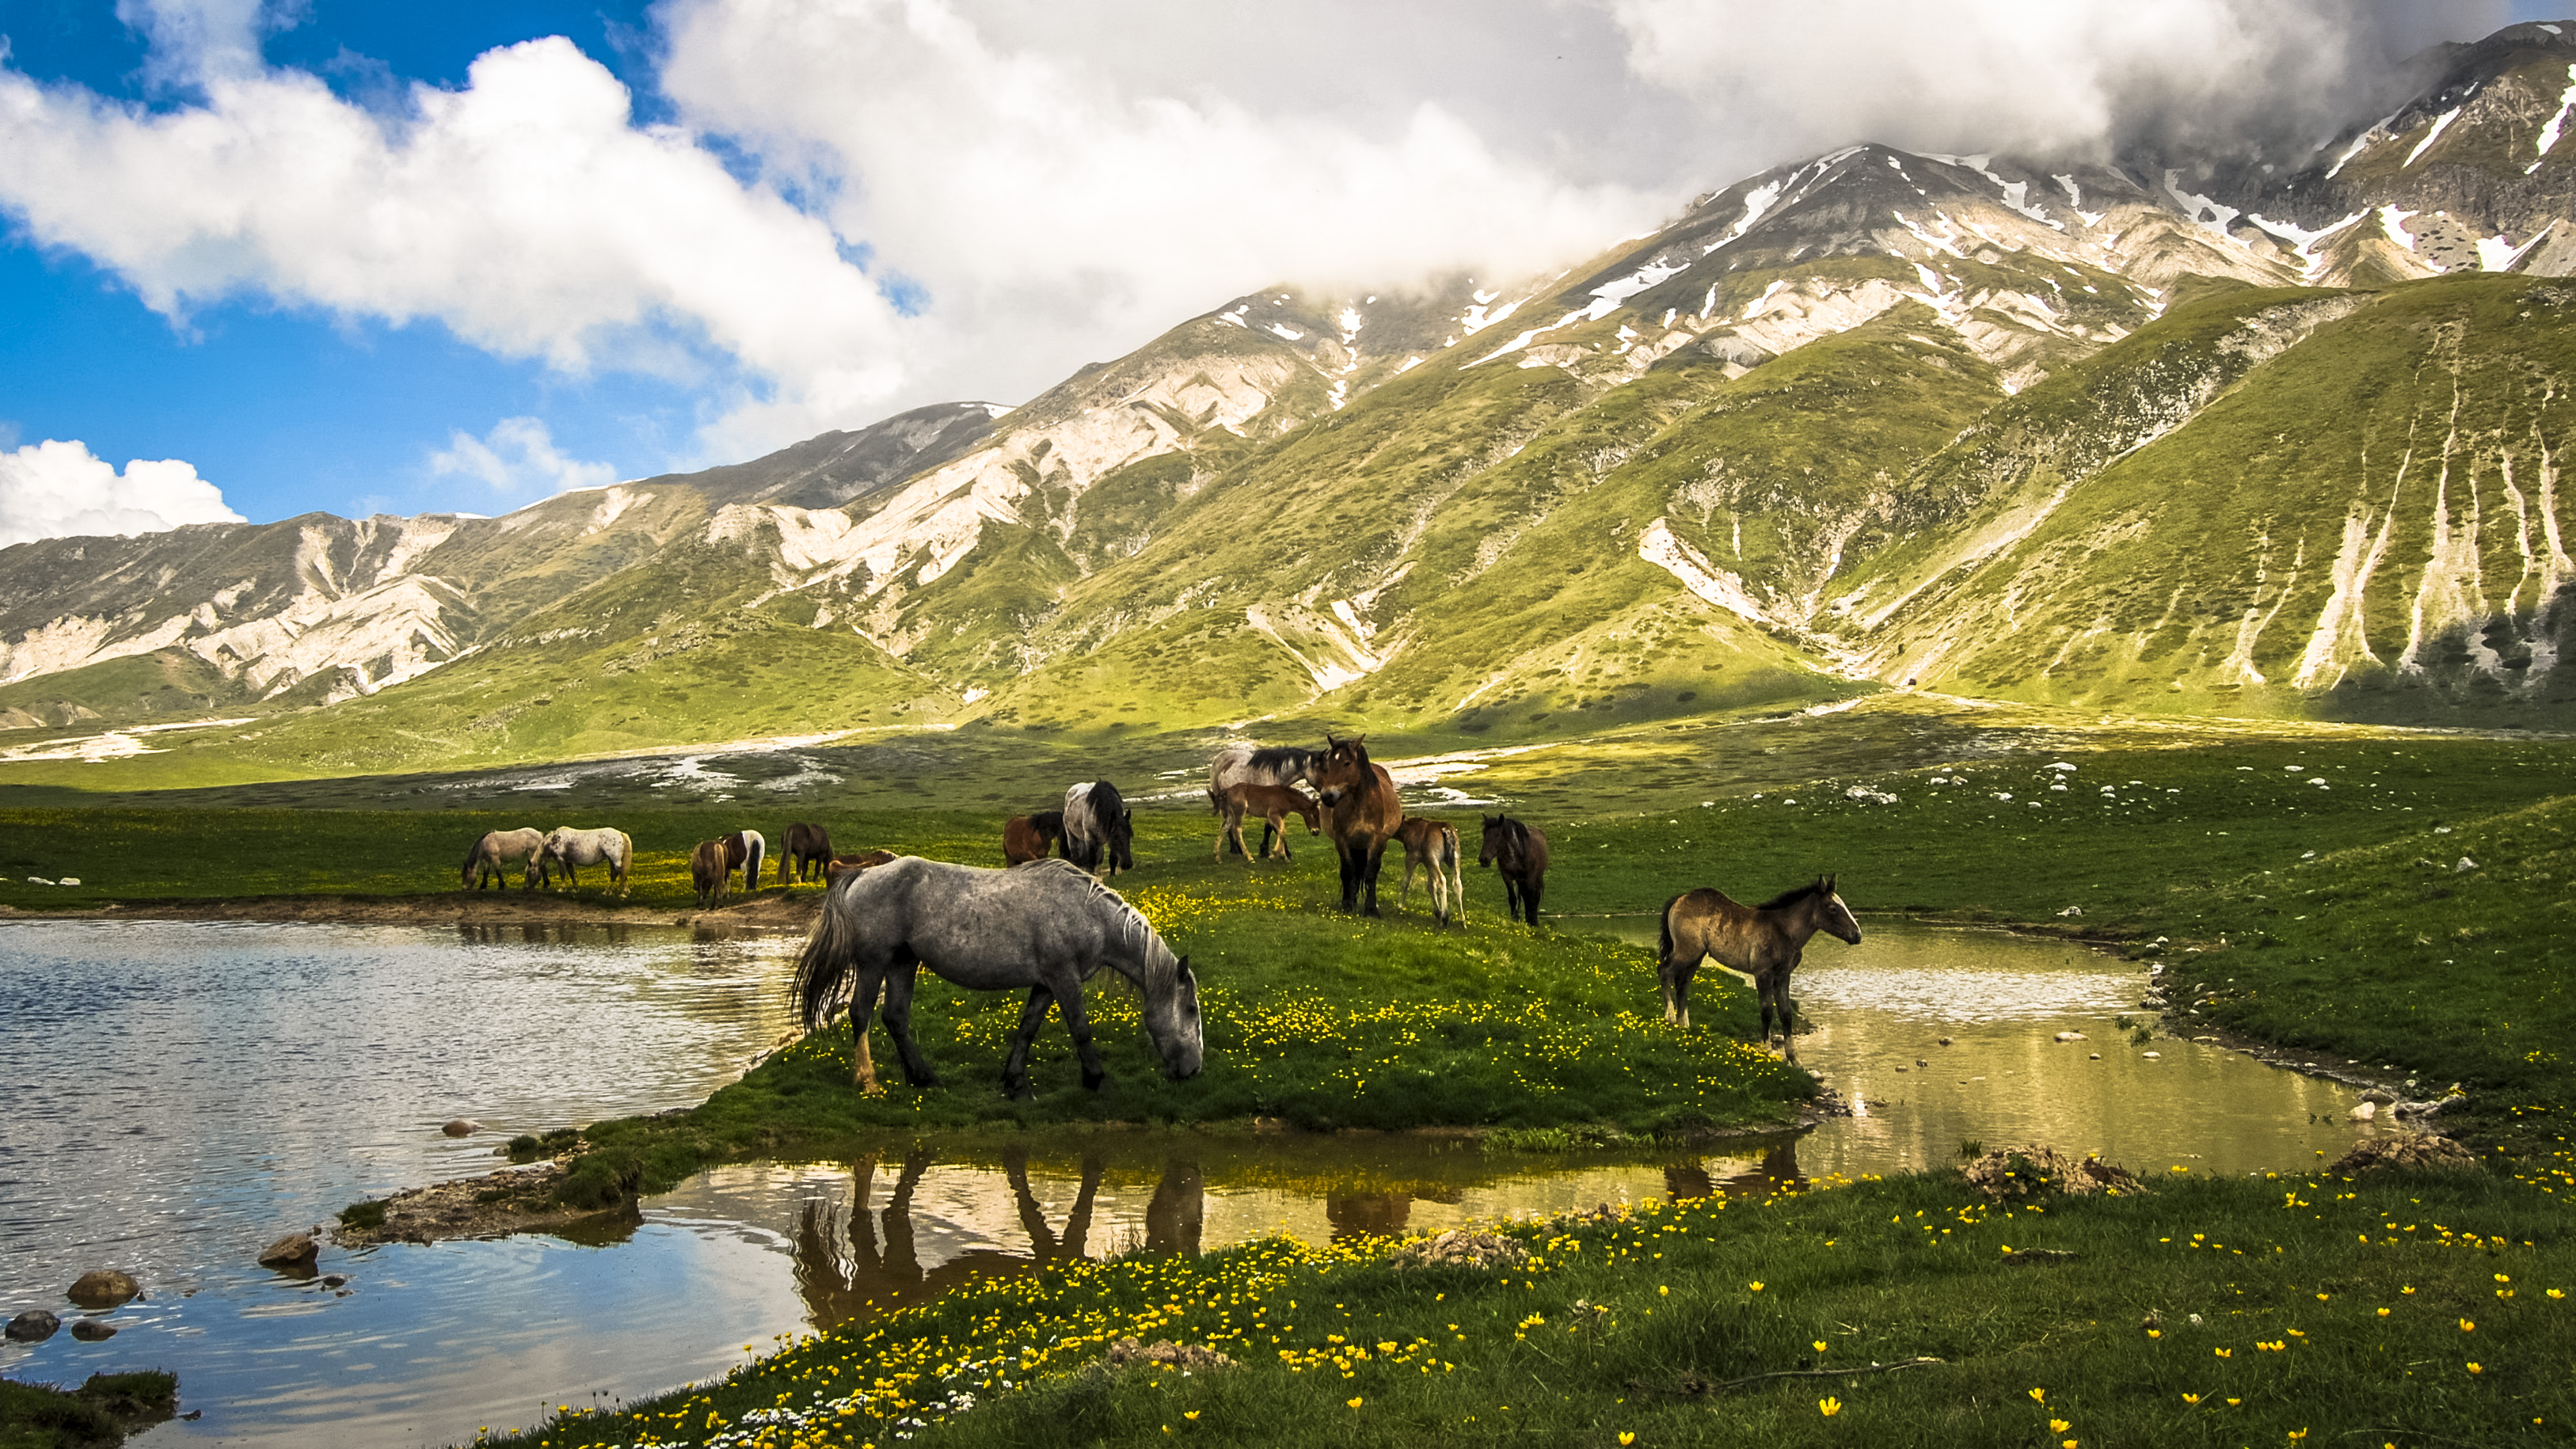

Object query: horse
[1207,743,1321,858]
[1214,784,1319,861]
[460,827,546,891]
[1478,815,1551,927]
[790,856,1201,1098]
[781,823,835,884]
[540,826,634,895]
[1312,734,1402,916]
[1392,816,1464,925]
[1004,812,1064,866]
[1063,782,1135,879]
[823,850,898,884]
[721,830,766,894]
[690,839,730,909]
[1657,876,1862,1059]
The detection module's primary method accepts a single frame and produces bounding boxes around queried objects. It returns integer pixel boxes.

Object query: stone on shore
[67,1270,139,1309]
[257,1231,319,1270]
[6,1309,61,1342]
[2328,1133,2479,1174]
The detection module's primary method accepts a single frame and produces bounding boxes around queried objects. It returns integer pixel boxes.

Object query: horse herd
[460,736,1863,1098]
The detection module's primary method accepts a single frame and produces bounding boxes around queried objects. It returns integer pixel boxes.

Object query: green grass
[0,1371,177,1449]
[473,1164,2576,1449]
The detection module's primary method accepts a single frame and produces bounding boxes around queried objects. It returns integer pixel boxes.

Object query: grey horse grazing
[1657,876,1861,1059]
[791,857,1201,1098]
[1206,743,1320,858]
[541,826,634,895]
[1062,782,1135,879]
[461,827,546,890]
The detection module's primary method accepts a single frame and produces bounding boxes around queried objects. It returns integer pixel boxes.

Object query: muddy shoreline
[0,889,825,931]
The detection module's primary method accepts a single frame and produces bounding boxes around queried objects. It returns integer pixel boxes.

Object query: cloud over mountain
[0,439,242,549]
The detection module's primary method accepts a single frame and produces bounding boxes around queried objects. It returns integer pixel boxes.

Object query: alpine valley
[10,20,2576,786]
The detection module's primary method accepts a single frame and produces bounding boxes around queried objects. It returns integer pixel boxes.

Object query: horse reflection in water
[1660,1140,1808,1202]
[789,1147,1207,1330]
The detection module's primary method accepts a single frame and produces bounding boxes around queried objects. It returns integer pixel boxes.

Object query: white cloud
[0,439,244,549]
[659,0,1668,428]
[1592,0,2509,164]
[0,32,909,457]
[427,417,617,497]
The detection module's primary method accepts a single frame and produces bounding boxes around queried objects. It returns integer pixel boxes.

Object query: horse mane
[1017,858,1176,989]
[1246,745,1312,771]
[1755,879,1828,911]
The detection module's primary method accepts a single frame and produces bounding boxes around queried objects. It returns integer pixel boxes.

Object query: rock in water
[2349,1101,2378,1121]
[2054,1031,2087,1042]
[70,1318,118,1341]
[5,1309,60,1342]
[257,1231,319,1270]
[441,1120,481,1137]
[67,1270,139,1309]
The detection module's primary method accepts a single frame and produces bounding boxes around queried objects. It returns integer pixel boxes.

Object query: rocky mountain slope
[5,20,2574,774]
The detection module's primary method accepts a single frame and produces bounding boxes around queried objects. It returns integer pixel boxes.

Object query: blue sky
[0,0,2548,541]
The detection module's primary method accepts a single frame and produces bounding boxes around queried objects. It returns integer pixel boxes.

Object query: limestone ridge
[3,19,2574,763]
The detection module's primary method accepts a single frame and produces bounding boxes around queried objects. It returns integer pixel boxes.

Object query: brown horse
[1478,815,1550,927]
[1004,811,1064,865]
[1215,784,1319,861]
[690,839,730,909]
[824,850,900,885]
[1393,816,1464,925]
[1657,876,1861,1059]
[1312,734,1402,915]
[781,822,834,884]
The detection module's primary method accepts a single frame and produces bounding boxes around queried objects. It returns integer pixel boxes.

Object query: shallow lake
[0,917,2384,1446]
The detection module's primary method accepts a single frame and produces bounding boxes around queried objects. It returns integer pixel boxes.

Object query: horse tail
[1657,892,1684,966]
[791,888,858,1032]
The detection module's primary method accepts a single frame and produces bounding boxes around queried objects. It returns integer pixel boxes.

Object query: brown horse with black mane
[1311,734,1402,915]
[1004,812,1065,865]
[782,823,834,884]
[1478,815,1550,927]
[1657,875,1861,1059]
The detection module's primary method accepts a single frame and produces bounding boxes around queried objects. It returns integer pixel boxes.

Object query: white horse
[723,830,766,892]
[542,827,634,895]
[461,827,546,890]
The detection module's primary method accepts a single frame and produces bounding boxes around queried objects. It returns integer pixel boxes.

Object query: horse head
[1314,735,1370,808]
[1143,956,1204,1079]
[1818,873,1863,945]
[1478,815,1507,867]
[1109,808,1136,875]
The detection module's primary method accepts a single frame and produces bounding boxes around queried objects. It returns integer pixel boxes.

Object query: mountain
[5,20,2574,777]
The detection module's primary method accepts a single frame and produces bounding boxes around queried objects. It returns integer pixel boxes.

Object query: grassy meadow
[5,702,2575,1448]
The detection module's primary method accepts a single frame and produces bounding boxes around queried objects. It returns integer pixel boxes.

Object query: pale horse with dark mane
[1657,875,1861,1060]
[791,857,1202,1098]
[1206,742,1320,859]
[461,827,546,890]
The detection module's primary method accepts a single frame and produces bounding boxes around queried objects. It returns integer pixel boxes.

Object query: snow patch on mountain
[2405,105,2464,167]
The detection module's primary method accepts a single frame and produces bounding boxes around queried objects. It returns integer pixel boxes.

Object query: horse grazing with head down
[721,830,766,894]
[541,826,634,895]
[1207,743,1320,858]
[690,839,730,909]
[1392,816,1464,925]
[461,827,546,891]
[1312,734,1402,916]
[781,823,834,884]
[792,857,1202,1098]
[1658,876,1861,1059]
[1214,784,1319,861]
[1478,816,1550,927]
[1062,783,1134,878]
[823,850,898,885]
[1004,811,1064,865]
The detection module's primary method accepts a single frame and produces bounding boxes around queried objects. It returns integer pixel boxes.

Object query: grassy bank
[477,1163,2574,1448]
[0,1371,177,1448]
